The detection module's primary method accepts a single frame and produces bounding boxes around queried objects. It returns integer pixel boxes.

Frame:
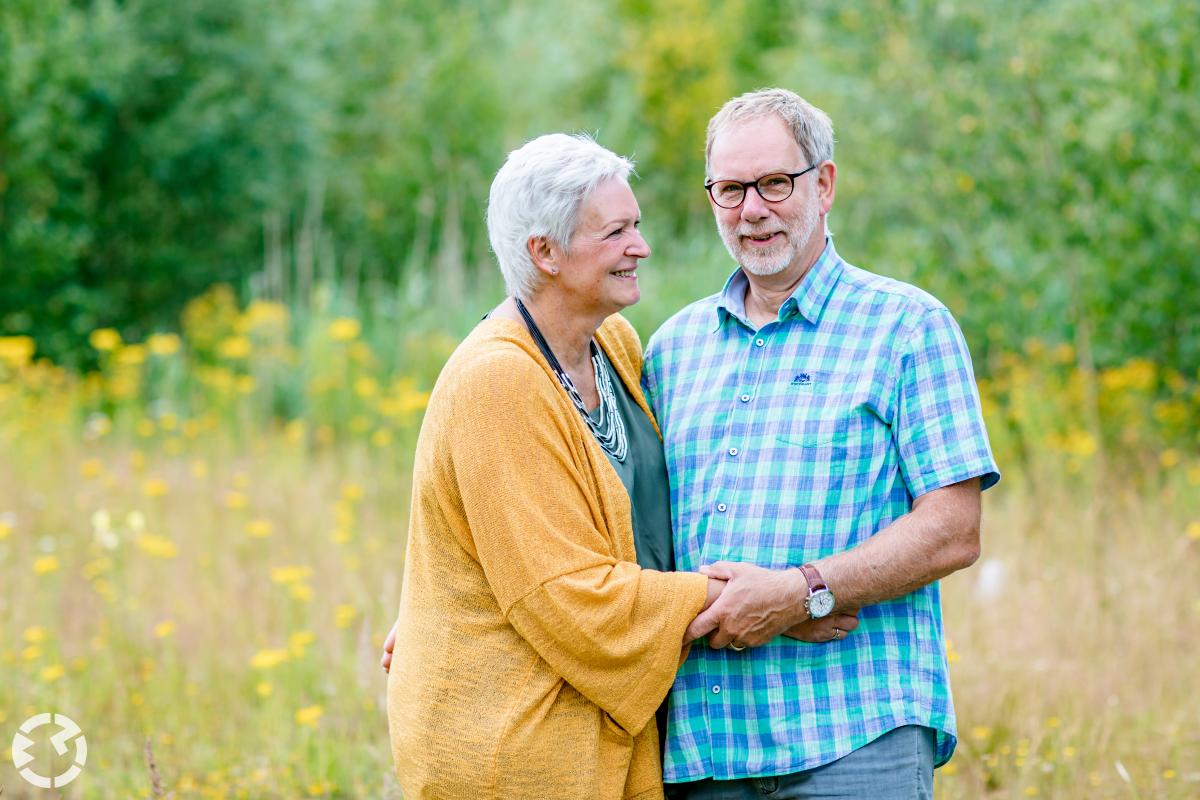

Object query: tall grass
[0,281,1197,798]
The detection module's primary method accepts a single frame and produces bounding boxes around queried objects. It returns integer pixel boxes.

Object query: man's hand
[781,609,861,643]
[381,620,398,672]
[684,561,810,648]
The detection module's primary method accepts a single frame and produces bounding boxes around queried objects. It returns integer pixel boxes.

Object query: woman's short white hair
[705,88,835,177]
[487,133,634,299]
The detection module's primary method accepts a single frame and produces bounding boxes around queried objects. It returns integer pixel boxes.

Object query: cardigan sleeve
[445,346,708,736]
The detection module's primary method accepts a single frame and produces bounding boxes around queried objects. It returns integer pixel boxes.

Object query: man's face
[708,116,823,278]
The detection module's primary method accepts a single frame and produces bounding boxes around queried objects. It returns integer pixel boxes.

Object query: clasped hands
[689,562,859,649]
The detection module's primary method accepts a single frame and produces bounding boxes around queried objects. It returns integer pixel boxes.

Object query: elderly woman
[384,134,723,800]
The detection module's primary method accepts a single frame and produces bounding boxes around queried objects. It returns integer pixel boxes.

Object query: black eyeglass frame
[704,163,819,209]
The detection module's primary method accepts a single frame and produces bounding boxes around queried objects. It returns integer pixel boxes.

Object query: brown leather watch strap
[799,563,827,594]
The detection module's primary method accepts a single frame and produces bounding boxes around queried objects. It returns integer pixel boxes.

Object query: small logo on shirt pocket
[790,373,812,386]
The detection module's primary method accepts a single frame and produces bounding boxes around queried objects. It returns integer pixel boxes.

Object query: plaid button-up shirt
[643,239,1000,782]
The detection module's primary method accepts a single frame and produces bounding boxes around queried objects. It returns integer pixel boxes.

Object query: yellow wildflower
[246,519,274,538]
[0,520,11,540]
[285,419,307,444]
[24,626,47,643]
[218,336,252,359]
[327,318,361,342]
[270,565,313,585]
[1186,522,1200,541]
[970,726,990,740]
[340,483,364,502]
[256,681,273,697]
[354,376,379,398]
[22,645,42,661]
[250,648,289,670]
[33,555,60,575]
[89,328,122,351]
[154,620,176,638]
[289,631,316,656]
[136,534,178,559]
[242,300,290,330]
[295,705,323,727]
[147,332,182,356]
[334,604,357,629]
[0,335,36,366]
[290,583,313,602]
[142,478,169,497]
[41,664,65,683]
[225,491,249,510]
[1160,449,1181,469]
[117,344,147,366]
[371,428,393,448]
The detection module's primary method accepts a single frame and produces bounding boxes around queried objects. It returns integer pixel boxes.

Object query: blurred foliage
[5,290,1198,797]
[1,0,1197,381]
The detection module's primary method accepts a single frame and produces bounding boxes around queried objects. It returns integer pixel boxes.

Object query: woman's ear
[527,236,561,277]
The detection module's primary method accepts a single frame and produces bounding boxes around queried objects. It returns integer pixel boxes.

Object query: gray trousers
[664,725,936,800]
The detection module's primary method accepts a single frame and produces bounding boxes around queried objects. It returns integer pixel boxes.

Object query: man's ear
[818,161,837,216]
[527,236,561,277]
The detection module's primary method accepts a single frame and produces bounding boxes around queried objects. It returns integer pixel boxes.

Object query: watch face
[809,589,835,619]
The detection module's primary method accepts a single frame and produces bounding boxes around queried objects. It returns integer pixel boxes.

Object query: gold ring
[832,627,842,641]
[728,642,747,652]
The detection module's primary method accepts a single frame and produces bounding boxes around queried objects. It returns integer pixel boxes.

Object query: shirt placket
[703,320,775,776]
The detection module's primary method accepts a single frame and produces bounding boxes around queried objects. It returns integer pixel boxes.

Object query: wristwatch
[799,563,835,619]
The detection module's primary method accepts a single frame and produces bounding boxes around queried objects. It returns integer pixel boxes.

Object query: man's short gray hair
[487,133,634,299]
[705,88,835,177]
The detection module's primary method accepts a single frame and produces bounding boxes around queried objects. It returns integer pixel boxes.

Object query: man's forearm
[686,479,982,647]
[811,478,982,612]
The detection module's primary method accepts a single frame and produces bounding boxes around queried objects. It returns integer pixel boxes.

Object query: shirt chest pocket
[774,373,882,450]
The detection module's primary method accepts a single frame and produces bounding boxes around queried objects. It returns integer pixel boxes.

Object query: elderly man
[642,89,1000,799]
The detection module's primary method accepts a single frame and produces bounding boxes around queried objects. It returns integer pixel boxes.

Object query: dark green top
[588,348,675,572]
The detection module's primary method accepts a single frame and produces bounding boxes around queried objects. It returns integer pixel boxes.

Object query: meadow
[1,281,1198,799]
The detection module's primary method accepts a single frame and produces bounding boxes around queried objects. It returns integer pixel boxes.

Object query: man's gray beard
[719,196,820,277]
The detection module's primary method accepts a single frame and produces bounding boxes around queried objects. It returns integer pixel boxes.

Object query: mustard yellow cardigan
[387,314,709,800]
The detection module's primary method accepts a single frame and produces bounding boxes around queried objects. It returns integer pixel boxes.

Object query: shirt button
[728,447,739,456]
[711,684,721,695]
[739,393,750,402]
[716,503,727,512]
[755,338,765,347]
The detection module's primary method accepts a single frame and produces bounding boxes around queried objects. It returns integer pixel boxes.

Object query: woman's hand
[781,608,860,643]
[701,577,726,613]
[381,620,398,672]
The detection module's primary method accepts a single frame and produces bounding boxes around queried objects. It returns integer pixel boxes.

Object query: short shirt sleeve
[641,334,664,419]
[893,306,1000,497]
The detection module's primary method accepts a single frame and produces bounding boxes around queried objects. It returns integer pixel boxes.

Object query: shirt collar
[713,236,844,331]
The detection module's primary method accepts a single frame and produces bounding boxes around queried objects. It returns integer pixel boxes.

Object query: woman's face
[556,178,650,316]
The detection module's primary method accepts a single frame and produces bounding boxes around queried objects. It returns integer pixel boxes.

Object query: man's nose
[740,188,770,222]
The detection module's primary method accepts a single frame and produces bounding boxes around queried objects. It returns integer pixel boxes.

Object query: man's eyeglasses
[704,164,818,209]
